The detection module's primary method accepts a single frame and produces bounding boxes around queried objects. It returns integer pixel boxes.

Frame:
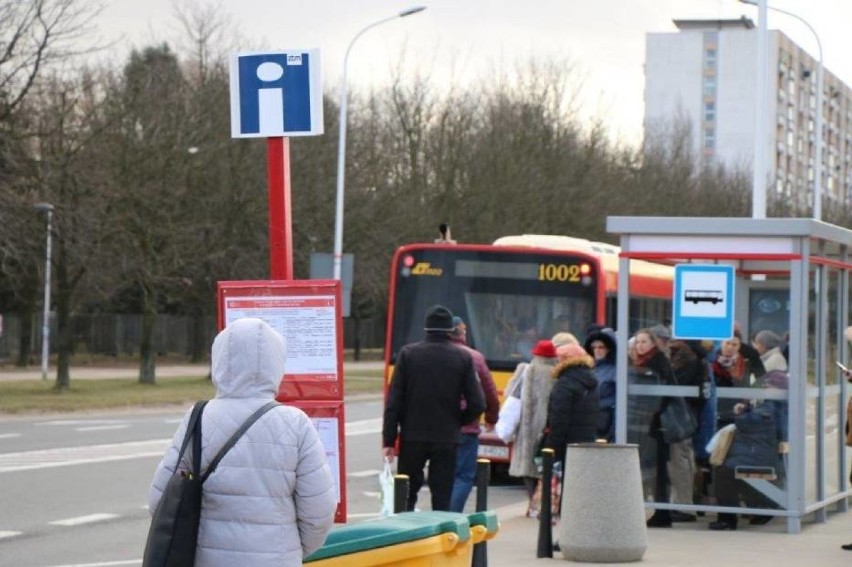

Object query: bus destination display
[454,259,591,283]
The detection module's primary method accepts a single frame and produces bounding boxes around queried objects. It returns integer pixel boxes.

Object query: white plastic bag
[495,396,522,443]
[379,460,395,517]
[706,423,737,466]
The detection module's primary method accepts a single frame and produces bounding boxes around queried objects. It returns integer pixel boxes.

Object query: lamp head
[33,203,54,213]
[739,0,759,6]
[399,6,426,17]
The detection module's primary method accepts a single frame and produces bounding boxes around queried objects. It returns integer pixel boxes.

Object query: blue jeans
[450,433,479,512]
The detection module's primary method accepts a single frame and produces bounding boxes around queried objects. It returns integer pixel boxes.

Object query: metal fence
[0,313,386,362]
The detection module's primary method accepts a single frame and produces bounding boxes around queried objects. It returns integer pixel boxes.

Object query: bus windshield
[389,247,598,370]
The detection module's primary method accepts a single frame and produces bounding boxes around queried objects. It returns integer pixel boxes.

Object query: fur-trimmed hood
[552,354,595,379]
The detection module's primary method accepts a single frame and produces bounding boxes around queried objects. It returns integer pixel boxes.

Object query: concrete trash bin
[558,443,647,563]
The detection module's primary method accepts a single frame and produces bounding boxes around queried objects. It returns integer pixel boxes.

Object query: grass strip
[0,371,384,414]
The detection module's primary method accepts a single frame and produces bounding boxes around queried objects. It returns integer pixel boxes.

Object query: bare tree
[0,0,101,121]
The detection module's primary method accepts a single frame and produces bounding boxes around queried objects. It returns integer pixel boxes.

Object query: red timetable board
[217,279,347,522]
[217,280,344,400]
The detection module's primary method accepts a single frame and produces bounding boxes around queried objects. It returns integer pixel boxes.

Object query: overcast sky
[96,0,852,145]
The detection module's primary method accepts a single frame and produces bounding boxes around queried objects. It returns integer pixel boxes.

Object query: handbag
[659,397,698,443]
[143,401,279,567]
[495,364,528,443]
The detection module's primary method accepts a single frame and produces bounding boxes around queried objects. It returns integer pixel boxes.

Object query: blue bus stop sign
[229,49,323,138]
[672,264,735,340]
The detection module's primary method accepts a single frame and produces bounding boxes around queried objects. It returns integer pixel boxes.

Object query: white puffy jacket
[148,318,336,566]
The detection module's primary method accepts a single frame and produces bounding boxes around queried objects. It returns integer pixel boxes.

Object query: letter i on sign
[256,62,285,135]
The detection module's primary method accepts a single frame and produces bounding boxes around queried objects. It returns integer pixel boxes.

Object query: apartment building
[644,17,852,212]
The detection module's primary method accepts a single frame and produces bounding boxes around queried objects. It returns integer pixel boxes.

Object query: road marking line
[37,420,125,427]
[0,433,21,439]
[0,439,170,474]
[0,418,382,474]
[347,512,381,519]
[49,513,120,526]
[348,469,381,478]
[47,561,140,567]
[345,418,382,437]
[362,491,381,498]
[76,425,130,432]
[0,530,22,539]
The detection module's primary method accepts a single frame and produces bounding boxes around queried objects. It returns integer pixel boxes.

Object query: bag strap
[175,401,207,478]
[201,401,280,482]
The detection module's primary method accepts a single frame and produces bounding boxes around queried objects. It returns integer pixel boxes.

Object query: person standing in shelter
[584,328,617,442]
[753,330,788,373]
[507,339,559,515]
[148,318,336,566]
[665,338,707,523]
[449,316,500,512]
[633,327,677,528]
[734,321,767,382]
[382,305,486,511]
[712,331,765,426]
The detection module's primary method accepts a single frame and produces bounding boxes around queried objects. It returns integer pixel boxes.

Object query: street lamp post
[741,0,824,219]
[33,203,54,381]
[333,6,427,281]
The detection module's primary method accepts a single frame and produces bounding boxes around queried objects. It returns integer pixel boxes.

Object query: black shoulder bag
[143,401,279,567]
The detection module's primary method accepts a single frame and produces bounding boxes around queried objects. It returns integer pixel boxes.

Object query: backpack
[143,401,278,567]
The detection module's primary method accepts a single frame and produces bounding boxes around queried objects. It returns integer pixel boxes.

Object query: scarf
[634,346,659,369]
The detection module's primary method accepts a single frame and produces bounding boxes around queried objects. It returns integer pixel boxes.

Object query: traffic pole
[536,448,555,558]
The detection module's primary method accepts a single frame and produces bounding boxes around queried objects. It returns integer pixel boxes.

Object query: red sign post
[266,137,293,280]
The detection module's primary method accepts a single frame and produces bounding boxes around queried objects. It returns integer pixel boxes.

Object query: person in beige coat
[507,340,558,515]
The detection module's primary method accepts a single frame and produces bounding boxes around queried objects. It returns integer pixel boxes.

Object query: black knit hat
[424,305,455,332]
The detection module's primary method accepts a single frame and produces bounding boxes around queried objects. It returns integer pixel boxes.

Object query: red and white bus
[383,234,673,473]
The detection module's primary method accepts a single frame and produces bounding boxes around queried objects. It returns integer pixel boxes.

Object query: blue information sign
[672,264,735,340]
[229,49,323,138]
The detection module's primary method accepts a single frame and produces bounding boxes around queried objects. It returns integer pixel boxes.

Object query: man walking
[449,316,500,512]
[382,305,486,511]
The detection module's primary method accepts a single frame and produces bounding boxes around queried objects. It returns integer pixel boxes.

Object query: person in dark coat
[543,343,599,466]
[633,328,677,528]
[382,305,486,511]
[709,369,788,531]
[665,339,706,522]
[584,327,617,441]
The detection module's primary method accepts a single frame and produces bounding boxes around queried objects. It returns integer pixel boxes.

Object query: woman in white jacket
[148,318,336,566]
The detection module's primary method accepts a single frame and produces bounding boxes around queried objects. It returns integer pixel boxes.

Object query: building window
[704,101,716,122]
[705,47,717,68]
[703,78,716,96]
[704,128,715,149]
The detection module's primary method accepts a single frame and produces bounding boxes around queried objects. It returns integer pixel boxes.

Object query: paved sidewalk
[486,501,851,566]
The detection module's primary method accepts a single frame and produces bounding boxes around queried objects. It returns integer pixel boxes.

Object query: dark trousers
[651,437,672,520]
[398,440,457,511]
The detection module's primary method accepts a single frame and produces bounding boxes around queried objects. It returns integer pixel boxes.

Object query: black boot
[646,511,672,528]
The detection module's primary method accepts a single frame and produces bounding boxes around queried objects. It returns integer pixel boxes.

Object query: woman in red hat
[506,339,559,516]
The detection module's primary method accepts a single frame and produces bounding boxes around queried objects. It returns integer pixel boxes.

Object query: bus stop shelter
[607,216,852,533]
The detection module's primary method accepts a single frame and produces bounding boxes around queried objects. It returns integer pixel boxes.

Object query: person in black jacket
[544,343,599,467]
[634,327,677,528]
[382,305,486,511]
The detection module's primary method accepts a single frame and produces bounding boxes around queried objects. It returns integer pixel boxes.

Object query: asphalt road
[0,400,525,567]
